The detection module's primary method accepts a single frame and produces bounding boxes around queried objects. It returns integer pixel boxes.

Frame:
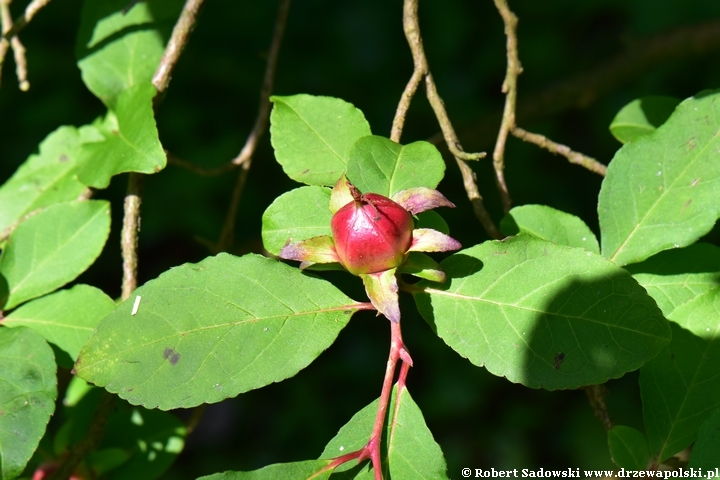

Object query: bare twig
[397,0,500,239]
[0,0,30,90]
[491,0,521,213]
[152,0,205,95]
[0,0,49,41]
[215,0,291,252]
[121,173,143,301]
[512,127,607,176]
[583,384,613,432]
[167,151,238,176]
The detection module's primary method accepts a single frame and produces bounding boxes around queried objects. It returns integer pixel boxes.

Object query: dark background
[2,0,720,477]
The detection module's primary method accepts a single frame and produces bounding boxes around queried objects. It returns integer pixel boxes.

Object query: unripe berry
[331,190,413,275]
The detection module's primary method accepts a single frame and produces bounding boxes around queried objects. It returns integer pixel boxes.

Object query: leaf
[640,288,720,464]
[76,0,183,106]
[262,186,333,256]
[2,284,115,363]
[625,243,720,317]
[270,95,371,186]
[0,326,57,480]
[688,408,720,469]
[609,96,681,144]
[76,84,167,188]
[500,204,599,253]
[414,210,449,235]
[197,460,333,480]
[345,136,446,197]
[74,254,366,410]
[0,200,111,310]
[599,90,720,266]
[0,126,87,235]
[320,386,448,479]
[607,426,650,470]
[413,234,671,390]
[0,273,8,310]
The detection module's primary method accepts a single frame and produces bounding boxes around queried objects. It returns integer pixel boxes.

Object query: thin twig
[582,384,613,432]
[0,0,30,90]
[491,0,521,214]
[397,0,500,239]
[0,0,50,41]
[167,151,239,176]
[121,173,143,301]
[512,126,606,176]
[152,0,205,95]
[215,0,291,252]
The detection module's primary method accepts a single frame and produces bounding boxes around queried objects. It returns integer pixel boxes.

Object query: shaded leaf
[0,126,87,234]
[3,284,115,362]
[609,96,681,144]
[688,408,720,469]
[413,235,670,390]
[0,200,111,310]
[640,288,720,464]
[270,95,371,186]
[346,136,445,198]
[500,204,599,253]
[414,210,449,235]
[320,386,448,479]
[76,0,183,106]
[607,426,650,470]
[197,460,333,480]
[0,326,57,480]
[262,186,333,256]
[0,273,7,310]
[599,90,720,266]
[625,243,720,317]
[75,254,365,410]
[76,84,166,188]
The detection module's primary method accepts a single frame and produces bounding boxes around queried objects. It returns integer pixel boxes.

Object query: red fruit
[331,191,413,275]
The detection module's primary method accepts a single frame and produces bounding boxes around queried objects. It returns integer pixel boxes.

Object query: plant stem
[512,127,606,176]
[121,172,143,301]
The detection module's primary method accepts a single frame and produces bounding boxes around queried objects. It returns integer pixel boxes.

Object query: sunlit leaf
[414,235,670,390]
[76,84,166,188]
[262,186,333,256]
[0,126,87,235]
[640,288,720,463]
[625,243,720,317]
[76,0,183,106]
[345,136,446,197]
[609,96,680,144]
[0,200,111,310]
[599,90,720,266]
[607,426,650,470]
[500,204,599,253]
[197,460,333,480]
[270,95,372,186]
[0,326,57,480]
[75,254,366,410]
[2,284,115,362]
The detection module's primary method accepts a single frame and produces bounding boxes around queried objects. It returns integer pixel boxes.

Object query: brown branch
[512,126,607,176]
[0,0,30,90]
[491,0,521,213]
[152,0,205,95]
[582,384,613,432]
[121,173,143,301]
[215,0,291,252]
[0,0,49,41]
[166,151,238,176]
[398,0,500,240]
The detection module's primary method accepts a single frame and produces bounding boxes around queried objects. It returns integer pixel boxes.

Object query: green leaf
[609,96,681,144]
[269,94,372,186]
[415,210,449,235]
[320,386,448,479]
[262,186,333,256]
[76,0,183,106]
[0,126,88,235]
[0,326,57,480]
[607,426,650,470]
[0,200,111,310]
[76,84,166,188]
[345,136,446,197]
[688,408,720,469]
[640,288,720,463]
[599,90,720,266]
[625,243,720,317]
[75,254,366,410]
[413,234,671,390]
[0,273,8,310]
[500,204,599,253]
[197,460,334,480]
[2,284,115,363]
